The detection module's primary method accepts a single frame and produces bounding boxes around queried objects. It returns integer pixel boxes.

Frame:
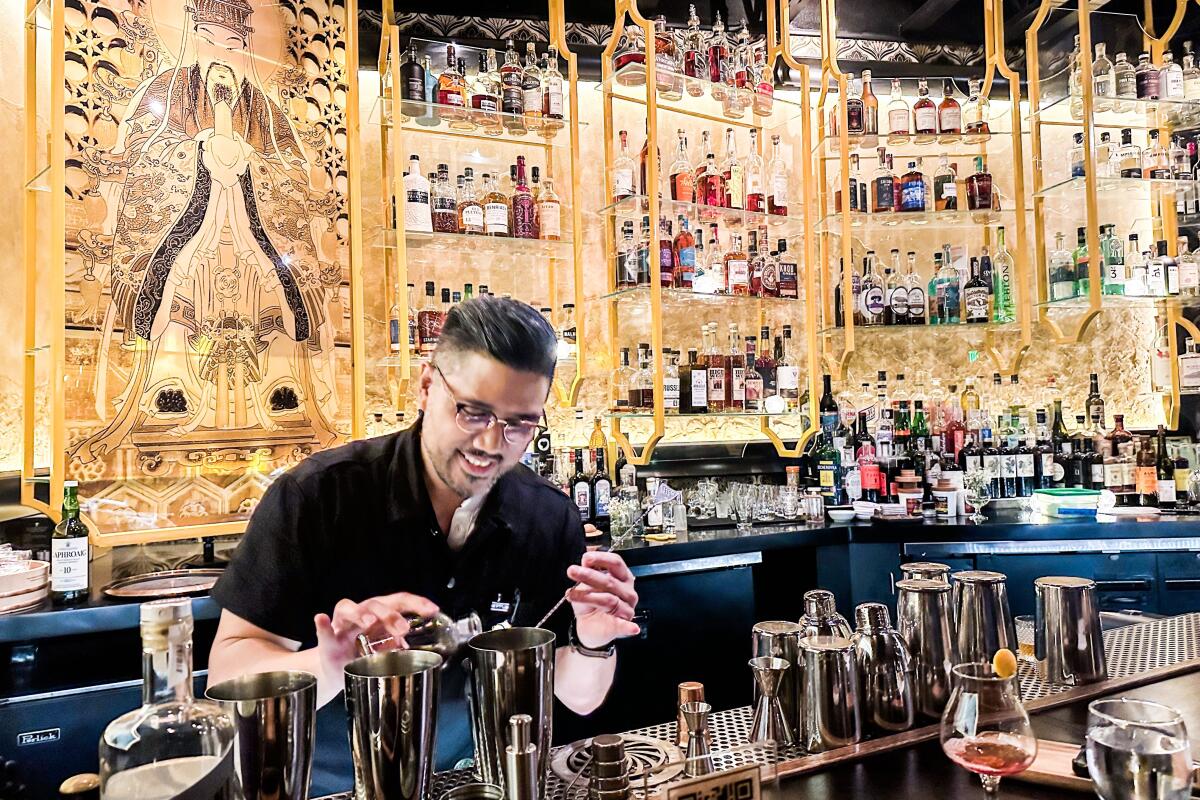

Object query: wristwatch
[569,619,616,658]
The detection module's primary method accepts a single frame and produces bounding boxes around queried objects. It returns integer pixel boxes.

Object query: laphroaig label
[51,537,88,591]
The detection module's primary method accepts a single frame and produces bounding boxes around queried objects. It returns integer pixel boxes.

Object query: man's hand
[566,551,640,648]
[313,592,439,685]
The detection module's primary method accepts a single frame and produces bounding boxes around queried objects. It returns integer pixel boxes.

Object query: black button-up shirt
[212,419,584,792]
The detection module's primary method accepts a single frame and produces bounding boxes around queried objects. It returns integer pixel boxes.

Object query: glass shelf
[599,195,803,235]
[26,0,49,31]
[596,285,804,308]
[1032,94,1200,129]
[817,320,1020,336]
[1036,175,1196,199]
[606,408,806,420]
[599,64,803,128]
[371,96,580,146]
[814,130,1009,159]
[25,164,51,193]
[817,208,1011,232]
[372,228,574,258]
[1036,293,1168,310]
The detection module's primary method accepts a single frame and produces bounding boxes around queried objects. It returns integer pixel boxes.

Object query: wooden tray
[1010,739,1200,795]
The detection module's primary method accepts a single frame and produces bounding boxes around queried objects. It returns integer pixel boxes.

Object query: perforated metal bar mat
[323,613,1200,800]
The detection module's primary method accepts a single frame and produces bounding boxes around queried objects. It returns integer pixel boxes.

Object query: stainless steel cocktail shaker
[850,603,915,734]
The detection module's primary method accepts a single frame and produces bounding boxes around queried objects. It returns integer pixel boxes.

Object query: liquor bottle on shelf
[1114,51,1136,110]
[989,227,1015,323]
[400,45,427,119]
[1143,129,1170,178]
[681,346,707,413]
[887,78,910,142]
[658,216,675,287]
[936,248,961,323]
[932,154,956,216]
[859,251,885,326]
[670,130,695,202]
[1156,425,1177,509]
[591,449,612,523]
[724,233,749,295]
[673,216,696,288]
[1146,240,1169,296]
[900,160,927,212]
[511,156,536,239]
[1069,227,1088,297]
[436,44,469,123]
[776,239,797,298]
[861,70,879,146]
[613,22,646,84]
[616,220,638,288]
[572,448,592,520]
[612,130,636,201]
[912,78,937,142]
[480,172,508,236]
[470,50,503,134]
[755,326,777,400]
[431,163,456,233]
[1135,436,1158,506]
[726,324,746,411]
[747,231,763,296]
[694,224,723,293]
[963,255,990,323]
[721,128,744,209]
[698,151,725,207]
[541,47,565,130]
[520,43,542,131]
[404,154,432,233]
[1135,52,1160,99]
[745,128,765,212]
[708,12,729,100]
[683,5,706,97]
[629,344,651,409]
[1179,236,1199,296]
[417,281,439,356]
[654,15,682,101]
[664,349,681,412]
[845,72,865,141]
[1047,231,1075,301]
[962,78,990,141]
[937,78,961,139]
[885,249,907,325]
[871,148,894,213]
[1185,42,1200,98]
[754,47,774,116]
[1162,51,1186,99]
[856,411,881,502]
[1101,224,1126,295]
[1096,131,1113,177]
[1092,43,1116,111]
[1115,128,1141,178]
[99,599,238,796]
[777,326,800,409]
[767,134,789,215]
[743,336,763,411]
[498,40,526,128]
[637,121,661,197]
[537,176,561,241]
[902,251,926,326]
[706,323,727,412]
[611,347,634,409]
[730,25,754,113]
[965,156,992,221]
[637,216,652,286]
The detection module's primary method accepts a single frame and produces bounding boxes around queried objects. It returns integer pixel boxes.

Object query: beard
[422,435,510,501]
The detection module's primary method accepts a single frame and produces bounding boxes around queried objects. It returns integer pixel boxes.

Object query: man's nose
[473,423,507,454]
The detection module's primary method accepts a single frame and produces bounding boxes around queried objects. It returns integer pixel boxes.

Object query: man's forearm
[208,637,341,707]
[553,647,617,715]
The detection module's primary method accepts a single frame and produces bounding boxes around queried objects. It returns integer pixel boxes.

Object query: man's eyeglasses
[433,365,542,444]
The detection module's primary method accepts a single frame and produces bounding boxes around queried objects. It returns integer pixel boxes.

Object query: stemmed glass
[1086,698,1193,800]
[732,484,757,532]
[964,469,992,524]
[940,662,1037,797]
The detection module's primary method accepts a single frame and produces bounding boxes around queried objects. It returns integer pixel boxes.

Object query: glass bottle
[1096,131,1114,177]
[777,326,800,409]
[399,45,427,119]
[698,151,725,207]
[721,128,744,209]
[613,22,646,85]
[706,323,727,412]
[1117,128,1142,177]
[1069,132,1086,178]
[904,250,927,325]
[767,134,789,215]
[871,146,895,214]
[481,172,510,237]
[1072,226,1090,297]
[470,50,502,132]
[845,71,865,141]
[912,78,937,143]
[670,129,695,202]
[673,216,696,288]
[724,233,750,295]
[991,226,1015,323]
[51,481,90,604]
[499,39,526,130]
[681,347,707,413]
[754,47,775,116]
[683,5,706,97]
[1178,235,1199,296]
[1185,45,1200,99]
[537,176,561,241]
[436,44,469,123]
[963,255,990,323]
[1092,42,1115,111]
[99,599,238,796]
[732,25,755,111]
[1136,52,1160,99]
[511,156,536,239]
[859,251,885,326]
[900,160,927,212]
[1113,51,1137,111]
[887,78,910,142]
[1125,233,1147,296]
[862,69,880,147]
[628,344,652,409]
[962,78,990,142]
[965,155,993,222]
[611,348,633,409]
[403,154,432,233]
[745,127,766,212]
[653,16,682,101]
[708,12,729,100]
[1143,129,1170,179]
[1171,134,1190,178]
[932,154,957,216]
[542,46,565,129]
[937,78,961,139]
[520,43,543,132]
[1100,223,1126,296]
[1047,231,1075,301]
[612,130,636,201]
[1162,51,1186,100]
[431,163,456,233]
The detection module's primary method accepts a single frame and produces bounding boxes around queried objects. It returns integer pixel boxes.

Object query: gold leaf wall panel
[61,0,354,533]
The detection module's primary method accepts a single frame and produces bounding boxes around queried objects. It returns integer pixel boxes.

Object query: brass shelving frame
[376,0,586,409]
[599,0,819,466]
[816,0,1035,379]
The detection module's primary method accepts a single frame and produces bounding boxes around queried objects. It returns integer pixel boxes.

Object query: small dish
[827,507,856,523]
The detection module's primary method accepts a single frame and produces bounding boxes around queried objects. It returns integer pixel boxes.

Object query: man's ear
[416,361,435,413]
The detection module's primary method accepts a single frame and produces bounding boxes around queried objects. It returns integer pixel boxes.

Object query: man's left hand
[566,551,640,648]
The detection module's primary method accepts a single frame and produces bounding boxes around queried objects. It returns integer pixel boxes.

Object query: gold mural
[63,0,353,533]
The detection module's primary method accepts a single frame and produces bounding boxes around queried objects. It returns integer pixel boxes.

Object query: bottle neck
[142,630,195,707]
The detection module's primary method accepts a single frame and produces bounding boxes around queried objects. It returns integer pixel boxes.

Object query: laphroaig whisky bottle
[99,599,238,798]
[52,481,90,605]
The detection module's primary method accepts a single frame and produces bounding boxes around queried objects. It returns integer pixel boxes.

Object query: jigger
[748,657,794,746]
[680,702,713,777]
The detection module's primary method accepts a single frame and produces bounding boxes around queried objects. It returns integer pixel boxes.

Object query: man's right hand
[313,592,440,685]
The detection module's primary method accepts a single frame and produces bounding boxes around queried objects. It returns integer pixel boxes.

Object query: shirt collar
[385,416,519,534]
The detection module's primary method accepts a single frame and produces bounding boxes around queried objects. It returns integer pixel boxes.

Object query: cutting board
[1010,739,1200,796]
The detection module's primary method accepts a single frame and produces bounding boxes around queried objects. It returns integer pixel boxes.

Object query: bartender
[208,296,639,793]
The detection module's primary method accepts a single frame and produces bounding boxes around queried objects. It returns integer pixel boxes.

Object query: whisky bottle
[776,239,797,298]
[670,130,695,202]
[721,128,744,209]
[537,176,561,241]
[611,347,634,409]
[887,78,910,142]
[511,156,536,239]
[705,323,727,412]
[456,170,484,234]
[872,147,895,213]
[629,344,652,409]
[403,155,433,233]
[481,172,510,236]
[400,45,428,118]
[743,336,763,411]
[664,349,681,412]
[522,42,543,131]
[683,5,705,97]
[683,344,707,413]
[755,327,777,400]
[471,50,502,132]
[1156,425,1177,509]
[963,256,990,323]
[767,134,789,215]
[51,481,90,605]
[726,324,746,410]
[542,46,565,129]
[99,599,238,797]
[1135,436,1158,506]
[861,69,879,146]
[937,78,961,139]
[658,216,675,288]
[673,216,696,288]
[912,78,937,142]
[932,155,956,215]
[777,326,800,409]
[436,44,469,122]
[431,164,456,233]
[1135,52,1160,99]
[962,78,990,142]
[899,160,927,212]
[612,22,647,84]
[965,156,992,221]
[698,152,725,207]
[572,448,592,521]
[754,47,775,116]
[616,220,637,288]
[417,281,440,356]
[724,233,750,295]
[653,16,682,100]
[708,12,729,100]
[499,39,525,128]
[845,72,865,140]
[612,130,636,201]
[745,127,765,212]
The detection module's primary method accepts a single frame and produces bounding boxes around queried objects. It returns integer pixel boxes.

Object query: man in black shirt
[209,297,638,793]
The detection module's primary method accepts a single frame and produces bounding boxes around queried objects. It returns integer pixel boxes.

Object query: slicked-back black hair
[433,295,558,380]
